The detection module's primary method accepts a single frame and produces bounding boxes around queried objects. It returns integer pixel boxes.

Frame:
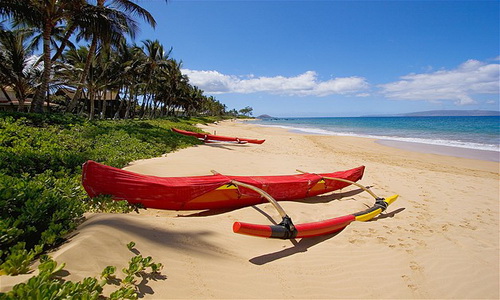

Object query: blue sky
[134,0,500,117]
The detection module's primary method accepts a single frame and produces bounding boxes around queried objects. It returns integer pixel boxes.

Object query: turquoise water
[252,116,500,152]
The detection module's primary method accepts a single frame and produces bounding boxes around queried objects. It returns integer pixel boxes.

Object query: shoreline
[248,120,499,162]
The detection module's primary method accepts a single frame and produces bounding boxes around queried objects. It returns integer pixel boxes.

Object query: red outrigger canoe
[82,161,398,239]
[172,128,265,144]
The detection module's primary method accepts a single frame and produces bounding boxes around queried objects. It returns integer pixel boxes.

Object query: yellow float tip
[385,194,399,205]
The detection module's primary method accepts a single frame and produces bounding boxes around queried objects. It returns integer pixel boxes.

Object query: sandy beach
[2,120,499,299]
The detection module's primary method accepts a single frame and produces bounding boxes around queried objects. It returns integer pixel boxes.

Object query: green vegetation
[0,111,214,281]
[1,242,164,299]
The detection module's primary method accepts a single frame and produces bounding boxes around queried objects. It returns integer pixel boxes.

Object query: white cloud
[379,59,500,105]
[182,69,369,97]
[180,70,235,93]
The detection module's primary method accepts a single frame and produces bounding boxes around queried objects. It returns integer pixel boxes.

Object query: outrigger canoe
[172,128,265,144]
[82,161,398,239]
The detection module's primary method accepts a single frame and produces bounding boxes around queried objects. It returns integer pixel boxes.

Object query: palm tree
[109,41,142,119]
[1,0,87,113]
[26,25,76,59]
[161,58,189,116]
[137,39,170,118]
[0,28,40,112]
[65,0,157,114]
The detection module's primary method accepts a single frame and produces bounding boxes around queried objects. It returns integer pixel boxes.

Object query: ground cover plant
[1,241,164,299]
[0,111,218,280]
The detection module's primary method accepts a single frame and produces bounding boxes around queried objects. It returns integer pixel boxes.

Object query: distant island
[256,114,275,119]
[362,110,500,117]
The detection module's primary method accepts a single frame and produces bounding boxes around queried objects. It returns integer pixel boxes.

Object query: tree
[65,0,157,114]
[239,106,253,117]
[1,0,87,113]
[159,58,189,116]
[112,42,145,119]
[0,28,40,112]
[138,39,170,118]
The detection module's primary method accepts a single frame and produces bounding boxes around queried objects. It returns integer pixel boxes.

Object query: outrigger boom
[232,169,398,239]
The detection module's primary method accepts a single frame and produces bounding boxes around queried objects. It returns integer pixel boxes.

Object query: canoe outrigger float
[172,128,265,144]
[82,161,398,239]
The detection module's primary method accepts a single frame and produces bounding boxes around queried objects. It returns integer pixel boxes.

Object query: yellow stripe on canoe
[216,184,238,190]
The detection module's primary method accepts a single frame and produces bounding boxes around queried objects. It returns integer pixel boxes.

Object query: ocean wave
[255,123,500,152]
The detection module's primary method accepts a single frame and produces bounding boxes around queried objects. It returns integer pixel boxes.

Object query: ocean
[251,116,500,153]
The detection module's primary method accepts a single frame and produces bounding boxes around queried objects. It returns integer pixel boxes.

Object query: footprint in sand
[409,261,421,271]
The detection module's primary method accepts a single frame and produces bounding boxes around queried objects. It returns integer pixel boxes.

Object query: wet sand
[376,139,500,162]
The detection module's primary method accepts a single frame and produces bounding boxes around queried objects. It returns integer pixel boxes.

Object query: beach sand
[2,121,498,299]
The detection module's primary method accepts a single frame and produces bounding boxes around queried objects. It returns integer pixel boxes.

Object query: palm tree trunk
[124,100,131,119]
[89,88,95,120]
[114,97,125,119]
[101,90,108,119]
[124,89,132,119]
[45,90,50,112]
[78,89,89,116]
[150,94,158,118]
[66,36,98,113]
[32,22,53,113]
[139,94,148,119]
[1,87,13,103]
[97,92,102,116]
[125,89,136,119]
[51,24,77,62]
[15,90,26,112]
[114,86,128,119]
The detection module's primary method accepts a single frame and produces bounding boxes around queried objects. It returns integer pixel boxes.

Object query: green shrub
[0,112,205,276]
[0,172,85,260]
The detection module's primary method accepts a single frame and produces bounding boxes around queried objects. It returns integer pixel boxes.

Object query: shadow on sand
[249,231,341,265]
[176,187,367,218]
[248,205,405,265]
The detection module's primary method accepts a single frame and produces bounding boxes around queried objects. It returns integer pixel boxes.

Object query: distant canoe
[172,128,265,144]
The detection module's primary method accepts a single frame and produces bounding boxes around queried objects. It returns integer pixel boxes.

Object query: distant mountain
[257,114,275,119]
[362,110,500,117]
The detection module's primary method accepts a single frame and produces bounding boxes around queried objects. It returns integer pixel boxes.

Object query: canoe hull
[172,128,265,144]
[82,161,365,211]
